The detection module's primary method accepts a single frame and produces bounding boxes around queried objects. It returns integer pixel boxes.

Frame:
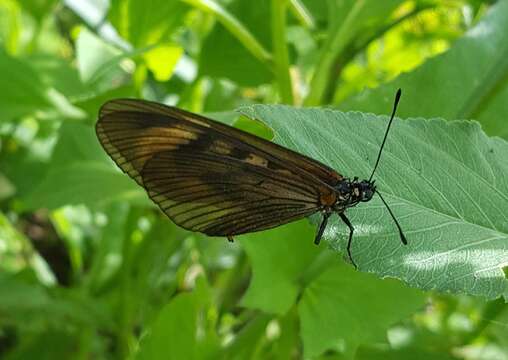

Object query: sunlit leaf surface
[341,0,508,139]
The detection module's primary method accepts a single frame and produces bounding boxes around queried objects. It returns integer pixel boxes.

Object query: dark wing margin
[96,98,337,236]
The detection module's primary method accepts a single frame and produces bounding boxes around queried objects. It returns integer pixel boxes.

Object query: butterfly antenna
[376,191,407,245]
[368,89,402,182]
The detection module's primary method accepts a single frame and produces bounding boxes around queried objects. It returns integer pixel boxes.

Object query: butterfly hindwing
[142,149,320,235]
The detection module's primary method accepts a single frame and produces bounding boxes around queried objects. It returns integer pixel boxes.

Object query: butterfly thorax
[333,177,376,211]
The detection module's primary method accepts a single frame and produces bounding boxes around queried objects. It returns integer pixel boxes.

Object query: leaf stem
[116,208,138,358]
[183,0,273,68]
[288,0,315,29]
[304,0,365,106]
[322,3,435,104]
[271,0,294,104]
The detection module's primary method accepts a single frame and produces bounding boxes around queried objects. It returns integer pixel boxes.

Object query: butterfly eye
[361,188,374,202]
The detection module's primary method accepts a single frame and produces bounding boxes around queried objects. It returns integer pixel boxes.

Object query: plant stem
[116,208,138,359]
[322,3,435,104]
[183,0,273,68]
[288,0,315,29]
[271,0,294,104]
[304,0,365,106]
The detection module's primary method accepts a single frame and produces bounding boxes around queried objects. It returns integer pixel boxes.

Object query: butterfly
[96,90,406,268]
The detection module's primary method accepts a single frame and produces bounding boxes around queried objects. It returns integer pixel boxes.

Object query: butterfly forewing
[96,99,343,237]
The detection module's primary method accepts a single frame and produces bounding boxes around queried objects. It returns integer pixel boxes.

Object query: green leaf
[23,161,147,210]
[4,330,78,360]
[143,44,183,81]
[355,346,457,360]
[240,220,321,315]
[0,212,31,272]
[340,0,508,139]
[273,309,300,359]
[135,293,197,360]
[0,151,48,201]
[28,54,90,102]
[17,0,57,22]
[0,49,62,120]
[109,0,188,47]
[0,2,22,54]
[75,27,128,93]
[299,262,425,358]
[199,0,273,86]
[476,80,508,139]
[0,272,111,332]
[135,277,220,360]
[22,122,147,210]
[0,173,15,200]
[239,104,508,299]
[128,217,190,319]
[86,203,129,293]
[50,121,109,166]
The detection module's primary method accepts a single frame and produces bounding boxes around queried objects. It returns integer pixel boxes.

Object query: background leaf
[340,0,508,139]
[22,122,147,210]
[135,277,220,360]
[0,49,62,120]
[299,261,425,357]
[109,0,188,48]
[240,220,321,315]
[198,0,273,86]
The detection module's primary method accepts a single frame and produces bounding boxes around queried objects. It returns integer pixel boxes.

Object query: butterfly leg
[314,210,332,245]
[227,235,234,242]
[338,213,357,269]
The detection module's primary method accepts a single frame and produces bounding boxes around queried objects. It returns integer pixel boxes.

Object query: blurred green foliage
[0,0,507,359]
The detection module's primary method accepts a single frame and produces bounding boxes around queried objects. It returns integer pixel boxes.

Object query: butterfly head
[335,178,376,207]
[358,179,376,202]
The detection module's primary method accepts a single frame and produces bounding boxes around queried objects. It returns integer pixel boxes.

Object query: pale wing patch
[158,127,199,141]
[210,140,233,155]
[244,153,268,167]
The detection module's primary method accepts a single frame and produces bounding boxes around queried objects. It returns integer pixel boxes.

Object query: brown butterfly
[96,90,406,268]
